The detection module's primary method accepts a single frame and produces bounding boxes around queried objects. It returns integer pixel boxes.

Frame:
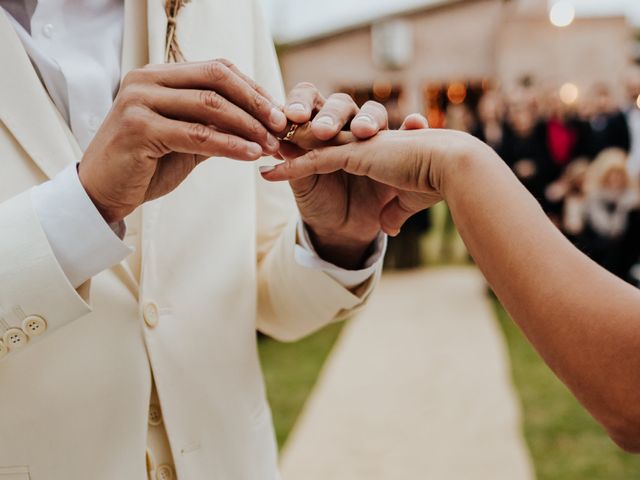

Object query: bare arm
[263,126,640,451]
[444,142,640,452]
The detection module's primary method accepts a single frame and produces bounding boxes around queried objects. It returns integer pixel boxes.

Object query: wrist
[436,132,492,202]
[77,164,126,224]
[306,226,378,270]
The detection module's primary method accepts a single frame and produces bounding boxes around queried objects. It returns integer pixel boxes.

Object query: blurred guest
[501,89,556,207]
[582,149,640,280]
[545,92,580,169]
[562,160,591,240]
[625,67,640,176]
[545,159,590,238]
[542,92,582,221]
[581,84,630,159]
[472,90,506,156]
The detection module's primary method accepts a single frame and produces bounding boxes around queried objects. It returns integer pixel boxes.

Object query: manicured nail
[314,116,334,127]
[248,143,263,157]
[267,134,280,150]
[354,114,374,124]
[259,165,276,174]
[270,108,287,128]
[287,102,307,112]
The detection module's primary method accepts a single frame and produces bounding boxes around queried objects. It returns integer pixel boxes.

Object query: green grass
[258,322,344,447]
[493,299,640,479]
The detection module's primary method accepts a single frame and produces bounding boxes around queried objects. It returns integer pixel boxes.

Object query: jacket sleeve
[0,190,91,359]
[250,0,380,342]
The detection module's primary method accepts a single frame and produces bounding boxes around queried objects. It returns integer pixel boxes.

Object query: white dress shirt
[2,0,384,290]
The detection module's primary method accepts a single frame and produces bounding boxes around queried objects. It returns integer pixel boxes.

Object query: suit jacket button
[3,328,28,351]
[148,404,163,426]
[156,464,174,480]
[22,315,47,337]
[143,303,159,328]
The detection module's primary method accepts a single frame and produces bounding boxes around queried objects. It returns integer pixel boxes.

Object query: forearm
[443,144,640,449]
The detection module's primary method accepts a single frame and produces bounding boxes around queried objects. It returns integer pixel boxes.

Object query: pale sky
[263,0,640,43]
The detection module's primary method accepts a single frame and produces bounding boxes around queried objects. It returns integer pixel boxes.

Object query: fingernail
[270,108,287,128]
[287,102,307,112]
[248,143,263,157]
[314,116,334,127]
[259,165,276,174]
[267,134,280,150]
[354,114,374,124]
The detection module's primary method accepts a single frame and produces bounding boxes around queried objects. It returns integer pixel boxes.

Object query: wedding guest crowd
[463,68,640,283]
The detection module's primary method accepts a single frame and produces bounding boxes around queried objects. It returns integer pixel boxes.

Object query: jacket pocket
[0,465,29,479]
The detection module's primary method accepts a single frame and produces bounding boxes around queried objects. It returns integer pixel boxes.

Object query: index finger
[146,59,276,103]
[261,144,354,181]
[142,60,287,131]
[216,58,277,104]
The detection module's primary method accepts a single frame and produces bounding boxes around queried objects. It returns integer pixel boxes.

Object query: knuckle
[226,135,240,151]
[117,85,146,108]
[252,92,268,112]
[364,100,386,113]
[141,63,163,74]
[250,119,264,137]
[189,123,212,144]
[120,106,149,134]
[306,148,321,164]
[122,68,147,87]
[116,91,136,110]
[343,143,355,168]
[214,57,232,67]
[200,90,225,111]
[331,92,354,105]
[204,61,228,83]
[295,82,316,91]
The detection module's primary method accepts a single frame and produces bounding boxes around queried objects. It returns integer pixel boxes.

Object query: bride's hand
[262,118,483,236]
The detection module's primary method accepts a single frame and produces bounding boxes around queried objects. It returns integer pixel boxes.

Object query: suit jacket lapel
[147,0,168,64]
[121,0,150,76]
[0,9,80,179]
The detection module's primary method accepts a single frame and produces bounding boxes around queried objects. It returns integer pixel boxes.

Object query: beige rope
[165,0,191,63]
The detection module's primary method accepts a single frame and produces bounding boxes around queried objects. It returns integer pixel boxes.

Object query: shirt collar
[0,0,36,32]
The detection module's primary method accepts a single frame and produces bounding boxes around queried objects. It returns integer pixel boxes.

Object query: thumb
[380,196,419,237]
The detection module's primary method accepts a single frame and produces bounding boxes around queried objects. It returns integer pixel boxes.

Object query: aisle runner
[280,267,534,480]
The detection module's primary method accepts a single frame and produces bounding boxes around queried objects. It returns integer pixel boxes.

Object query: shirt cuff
[31,164,132,289]
[294,219,387,289]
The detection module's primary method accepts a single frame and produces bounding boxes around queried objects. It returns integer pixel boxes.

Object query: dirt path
[280,267,534,480]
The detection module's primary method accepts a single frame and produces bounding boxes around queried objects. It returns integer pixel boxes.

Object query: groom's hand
[80,59,287,224]
[277,83,389,269]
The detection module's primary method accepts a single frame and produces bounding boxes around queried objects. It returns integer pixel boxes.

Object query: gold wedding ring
[278,122,300,143]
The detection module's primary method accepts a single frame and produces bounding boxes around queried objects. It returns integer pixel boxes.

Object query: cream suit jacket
[0,1,379,479]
